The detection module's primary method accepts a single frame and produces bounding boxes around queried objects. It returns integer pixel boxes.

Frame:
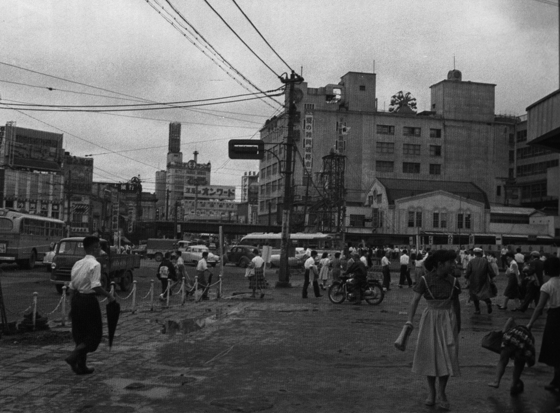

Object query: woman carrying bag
[404,249,461,411]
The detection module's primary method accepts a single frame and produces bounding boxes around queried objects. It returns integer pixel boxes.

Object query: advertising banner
[184,185,235,200]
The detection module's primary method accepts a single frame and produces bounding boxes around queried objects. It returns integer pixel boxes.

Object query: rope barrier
[5,271,233,323]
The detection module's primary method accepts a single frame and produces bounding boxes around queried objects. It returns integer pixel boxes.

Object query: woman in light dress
[318,252,331,290]
[406,249,461,411]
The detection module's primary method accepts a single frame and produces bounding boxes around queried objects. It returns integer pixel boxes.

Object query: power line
[203,0,281,78]
[1,88,282,109]
[231,0,294,73]
[146,0,282,110]
[0,92,284,113]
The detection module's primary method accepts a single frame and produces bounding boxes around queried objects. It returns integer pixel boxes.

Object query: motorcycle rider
[344,252,368,305]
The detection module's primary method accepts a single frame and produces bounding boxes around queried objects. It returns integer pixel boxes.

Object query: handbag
[394,323,414,352]
[481,330,503,354]
[244,267,255,278]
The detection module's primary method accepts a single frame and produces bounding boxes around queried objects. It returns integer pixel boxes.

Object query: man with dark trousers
[65,236,115,375]
[302,250,321,298]
[515,251,544,312]
[465,247,496,314]
[345,253,368,305]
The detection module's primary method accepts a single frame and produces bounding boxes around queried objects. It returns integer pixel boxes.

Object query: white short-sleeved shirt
[251,256,265,268]
[381,256,390,267]
[69,255,101,294]
[360,256,368,266]
[400,254,410,265]
[196,258,208,272]
[304,256,317,274]
[541,277,560,309]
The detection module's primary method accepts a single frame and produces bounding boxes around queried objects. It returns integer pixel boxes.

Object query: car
[43,243,58,272]
[269,248,307,268]
[131,244,147,258]
[225,245,256,268]
[181,245,220,267]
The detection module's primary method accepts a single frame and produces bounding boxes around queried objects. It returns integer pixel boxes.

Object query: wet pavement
[1,267,560,413]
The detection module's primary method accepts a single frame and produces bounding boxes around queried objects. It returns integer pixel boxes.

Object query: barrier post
[110,281,115,298]
[218,274,222,299]
[194,276,199,303]
[131,280,137,314]
[150,279,154,311]
[165,281,170,307]
[181,278,186,305]
[61,285,67,327]
[32,292,38,331]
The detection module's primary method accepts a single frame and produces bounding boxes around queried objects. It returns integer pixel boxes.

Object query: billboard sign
[184,185,235,200]
[7,126,63,171]
[64,156,94,194]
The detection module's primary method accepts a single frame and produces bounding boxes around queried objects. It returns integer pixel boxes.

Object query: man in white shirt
[514,248,525,265]
[398,249,412,288]
[381,251,391,291]
[196,252,213,300]
[302,250,321,298]
[500,246,509,270]
[65,236,115,375]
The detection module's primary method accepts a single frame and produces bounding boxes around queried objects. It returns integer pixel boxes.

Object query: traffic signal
[155,208,159,220]
[228,139,265,160]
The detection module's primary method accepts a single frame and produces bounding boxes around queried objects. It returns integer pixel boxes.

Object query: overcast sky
[0,0,558,194]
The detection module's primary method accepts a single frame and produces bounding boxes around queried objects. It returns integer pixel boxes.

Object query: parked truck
[50,237,141,294]
[146,238,178,262]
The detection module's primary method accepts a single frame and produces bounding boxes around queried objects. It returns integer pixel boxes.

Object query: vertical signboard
[303,113,313,170]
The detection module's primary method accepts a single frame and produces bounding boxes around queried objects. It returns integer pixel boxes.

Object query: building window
[408,210,422,227]
[403,144,421,156]
[516,130,527,142]
[376,125,395,135]
[304,103,315,111]
[368,195,373,205]
[403,127,421,137]
[272,163,278,176]
[403,162,420,174]
[376,142,395,154]
[430,128,442,138]
[516,159,560,177]
[497,185,501,196]
[359,85,366,91]
[457,213,472,230]
[429,145,442,157]
[372,208,383,228]
[433,212,439,228]
[350,214,365,227]
[509,150,515,162]
[429,164,441,175]
[376,161,394,173]
[440,212,447,228]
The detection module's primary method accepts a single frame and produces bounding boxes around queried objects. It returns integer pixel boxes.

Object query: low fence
[0,275,224,333]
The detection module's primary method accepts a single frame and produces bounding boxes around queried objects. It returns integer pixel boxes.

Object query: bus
[239,232,341,253]
[0,208,65,269]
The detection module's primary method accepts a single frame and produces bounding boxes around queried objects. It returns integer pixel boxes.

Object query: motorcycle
[328,274,384,305]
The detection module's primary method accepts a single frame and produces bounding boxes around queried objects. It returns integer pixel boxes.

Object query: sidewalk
[1,270,559,413]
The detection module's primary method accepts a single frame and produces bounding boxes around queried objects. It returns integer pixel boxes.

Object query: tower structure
[315,150,345,233]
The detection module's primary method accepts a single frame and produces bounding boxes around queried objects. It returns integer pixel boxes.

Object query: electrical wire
[146,0,283,110]
[0,92,284,113]
[0,88,282,109]
[202,0,281,79]
[230,0,294,73]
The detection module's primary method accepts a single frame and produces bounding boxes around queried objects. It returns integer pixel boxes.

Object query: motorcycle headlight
[51,262,56,270]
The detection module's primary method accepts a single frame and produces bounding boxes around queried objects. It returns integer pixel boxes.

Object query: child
[488,318,536,395]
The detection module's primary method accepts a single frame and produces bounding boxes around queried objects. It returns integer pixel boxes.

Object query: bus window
[0,218,13,232]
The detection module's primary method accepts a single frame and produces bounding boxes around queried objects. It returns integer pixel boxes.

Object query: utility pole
[277,71,303,287]
[66,171,71,237]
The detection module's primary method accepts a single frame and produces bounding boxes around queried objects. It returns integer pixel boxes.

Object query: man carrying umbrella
[65,236,115,375]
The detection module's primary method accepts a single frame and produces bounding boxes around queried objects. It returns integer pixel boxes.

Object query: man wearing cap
[465,247,497,314]
[514,251,544,312]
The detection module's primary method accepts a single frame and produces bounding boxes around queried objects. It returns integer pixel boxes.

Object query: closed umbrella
[106,300,121,349]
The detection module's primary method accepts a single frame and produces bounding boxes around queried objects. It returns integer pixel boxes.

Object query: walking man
[382,251,391,291]
[196,251,213,300]
[65,236,115,375]
[398,249,412,288]
[465,247,497,314]
[302,250,321,298]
